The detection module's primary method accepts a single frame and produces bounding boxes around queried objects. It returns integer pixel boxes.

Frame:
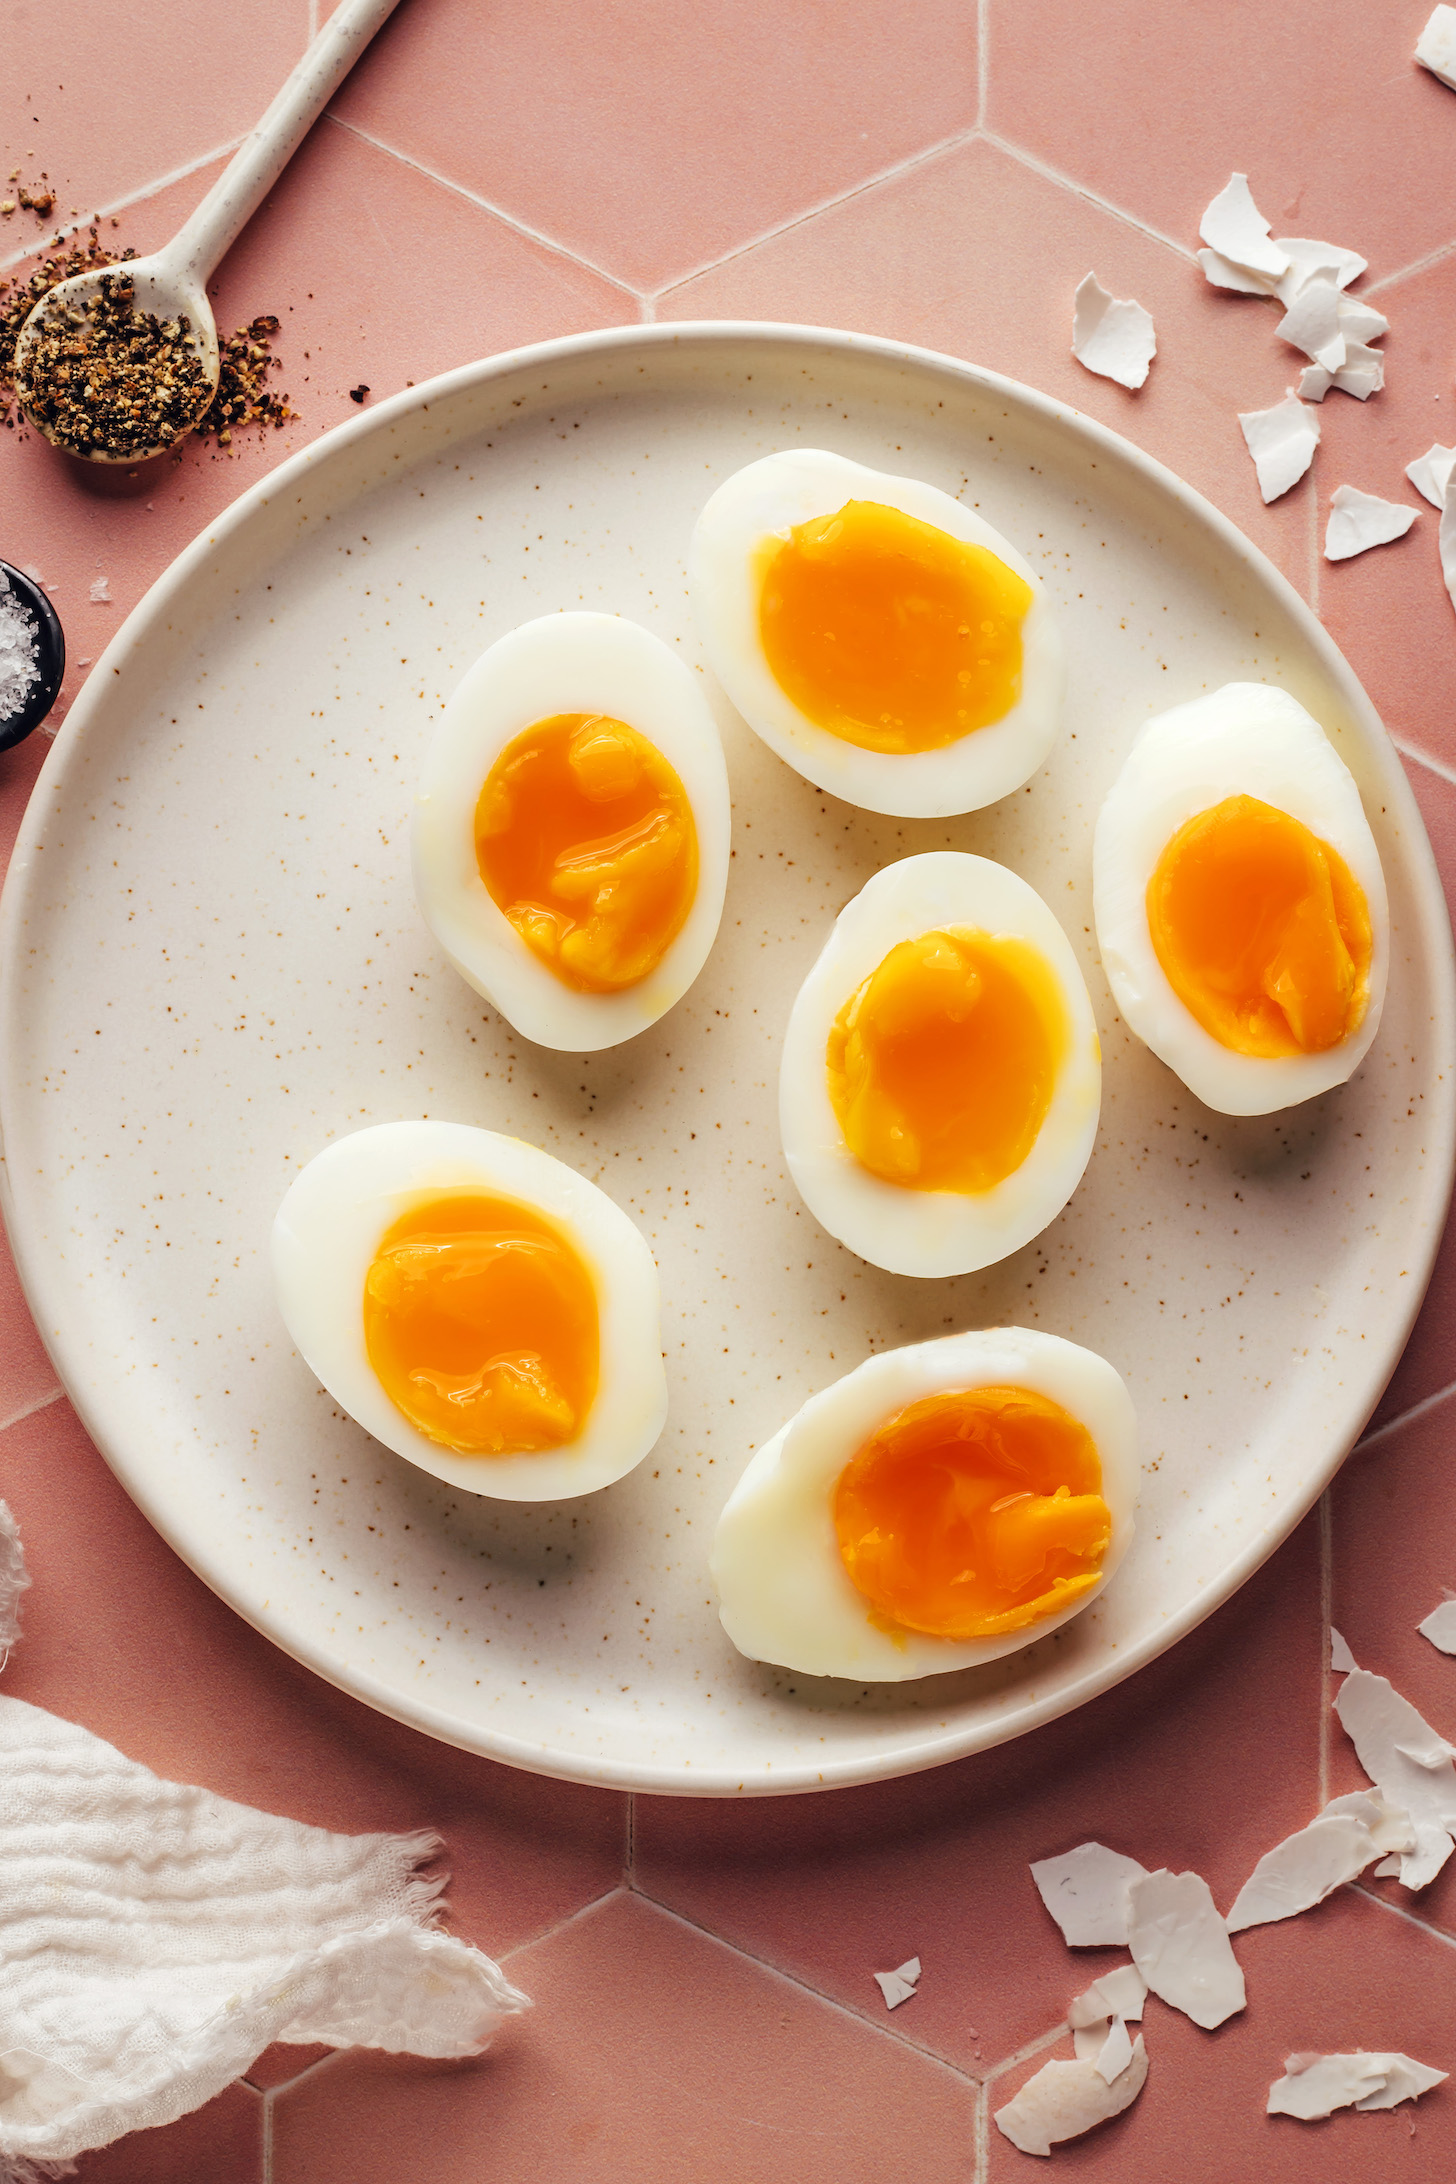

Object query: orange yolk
[363,1190,598,1456]
[827,927,1069,1193]
[475,713,698,994]
[757,498,1033,754]
[1146,793,1372,1058]
[833,1385,1112,1639]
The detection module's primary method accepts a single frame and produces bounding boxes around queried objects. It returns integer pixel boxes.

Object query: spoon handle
[164,0,402,287]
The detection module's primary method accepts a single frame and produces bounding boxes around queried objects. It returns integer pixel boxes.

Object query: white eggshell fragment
[710,1328,1138,1682]
[1325,486,1417,562]
[1197,247,1277,295]
[994,2040,1149,2157]
[1416,4,1456,88]
[1071,273,1156,391]
[1330,1626,1358,1674]
[1092,683,1389,1116]
[1126,1869,1245,2029]
[1418,1598,1456,1653]
[688,448,1064,818]
[1269,2051,1447,2119]
[1225,1813,1381,1933]
[1031,1843,1150,1949]
[1199,174,1289,279]
[411,612,730,1052]
[873,1957,921,2008]
[1334,1669,1456,1888]
[1070,1964,1148,2024]
[1406,444,1456,509]
[1238,393,1319,504]
[1321,1789,1416,1856]
[1441,494,1456,618]
[272,1120,667,1502]
[1273,238,1368,304]
[780,854,1101,1278]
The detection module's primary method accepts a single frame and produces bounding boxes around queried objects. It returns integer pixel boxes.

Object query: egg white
[412,612,731,1052]
[1093,683,1389,1116]
[780,853,1102,1277]
[688,447,1064,818]
[711,1327,1138,1681]
[271,1119,667,1501]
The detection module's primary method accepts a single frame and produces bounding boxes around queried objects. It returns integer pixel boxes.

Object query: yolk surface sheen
[364,1190,598,1456]
[835,1386,1112,1639]
[827,927,1068,1193]
[1147,794,1372,1058]
[475,713,698,994]
[757,499,1033,754]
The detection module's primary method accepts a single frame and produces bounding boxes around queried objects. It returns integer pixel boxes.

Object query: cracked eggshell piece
[1032,1843,1149,1948]
[1330,1626,1358,1673]
[411,612,730,1053]
[1273,238,1369,304]
[1326,486,1417,562]
[1225,1812,1381,1933]
[1418,1598,1456,1652]
[1092,684,1389,1116]
[1126,1869,1245,2029]
[1199,174,1289,279]
[1334,1669,1456,1888]
[1269,2051,1447,2119]
[271,1120,667,1502]
[1277,274,1347,369]
[780,854,1101,1278]
[1071,273,1156,391]
[710,1328,1137,1682]
[1407,444,1456,509]
[1197,247,1277,295]
[1238,393,1319,504]
[1076,1964,1148,2022]
[688,448,1064,819]
[1441,494,1456,618]
[1321,1789,1416,1856]
[1416,4,1456,88]
[874,1956,921,2008]
[994,2040,1149,2157]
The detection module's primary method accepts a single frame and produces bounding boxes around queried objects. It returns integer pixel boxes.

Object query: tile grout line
[1318,1489,1333,1806]
[650,123,984,305]
[980,132,1197,263]
[624,1791,635,1883]
[1393,733,1456,790]
[1351,1878,1456,1952]
[974,2077,990,2184]
[261,2082,274,2184]
[1366,233,1456,298]
[1356,1372,1456,1454]
[498,1883,626,1966]
[0,137,249,276]
[976,0,989,130]
[324,115,644,303]
[979,2014,1072,2087]
[0,1385,64,1436]
[628,1885,985,2086]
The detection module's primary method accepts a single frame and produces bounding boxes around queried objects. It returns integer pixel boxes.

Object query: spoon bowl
[15,256,219,465]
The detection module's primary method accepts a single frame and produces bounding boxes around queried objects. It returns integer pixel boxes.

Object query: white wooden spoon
[15,0,401,462]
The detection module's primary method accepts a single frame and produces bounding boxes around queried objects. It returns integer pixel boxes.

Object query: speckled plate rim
[2,320,1453,1797]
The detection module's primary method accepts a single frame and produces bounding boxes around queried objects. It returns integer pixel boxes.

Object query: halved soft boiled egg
[711,1328,1137,1680]
[1093,683,1389,1115]
[689,448,1064,817]
[272,1120,667,1501]
[412,613,731,1051]
[780,853,1101,1277]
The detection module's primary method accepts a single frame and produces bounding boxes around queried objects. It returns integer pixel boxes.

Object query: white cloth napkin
[0,1503,528,2180]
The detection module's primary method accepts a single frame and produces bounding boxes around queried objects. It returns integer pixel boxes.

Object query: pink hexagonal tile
[1330,1386,1456,1940]
[633,1520,1322,2073]
[0,1397,628,1956]
[271,1890,978,2183]
[986,1886,1455,2181]
[1363,756,1456,1438]
[660,138,1315,598]
[985,0,1456,284]
[1313,250,1456,778]
[69,2078,262,2184]
[0,0,307,233]
[329,0,979,293]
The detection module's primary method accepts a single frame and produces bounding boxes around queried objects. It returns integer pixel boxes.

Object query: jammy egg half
[780,853,1102,1277]
[689,449,1064,817]
[711,1328,1137,1680]
[412,613,731,1051]
[1093,683,1389,1115]
[272,1120,667,1500]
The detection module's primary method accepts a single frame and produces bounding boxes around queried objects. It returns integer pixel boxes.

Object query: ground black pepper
[15,271,212,459]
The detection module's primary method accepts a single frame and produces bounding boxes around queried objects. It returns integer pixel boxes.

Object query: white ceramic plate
[2,325,1451,1797]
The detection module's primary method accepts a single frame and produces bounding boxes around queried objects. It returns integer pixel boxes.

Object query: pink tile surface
[3,2,1456,2179]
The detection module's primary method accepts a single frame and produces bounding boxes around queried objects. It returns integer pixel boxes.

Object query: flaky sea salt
[89,575,112,604]
[0,572,42,725]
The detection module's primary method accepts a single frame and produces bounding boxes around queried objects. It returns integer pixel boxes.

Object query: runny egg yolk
[834,1386,1113,1639]
[475,713,698,994]
[827,927,1069,1192]
[1147,793,1372,1058]
[757,499,1033,755]
[363,1190,598,1456]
